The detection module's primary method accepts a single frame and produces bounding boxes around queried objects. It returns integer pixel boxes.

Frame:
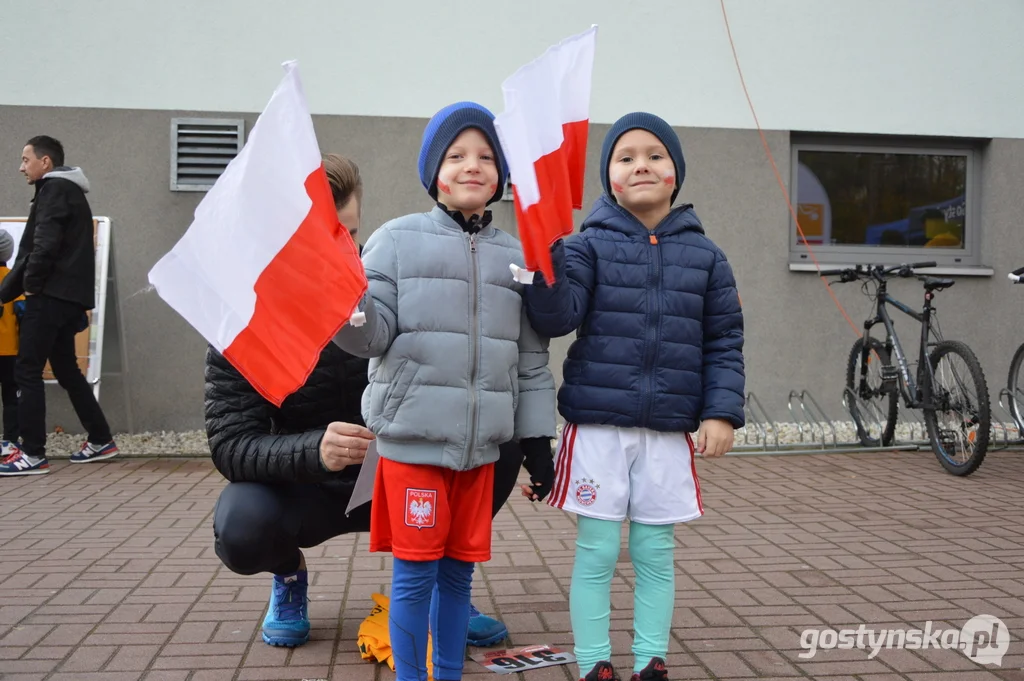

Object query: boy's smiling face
[608,129,676,213]
[436,128,499,216]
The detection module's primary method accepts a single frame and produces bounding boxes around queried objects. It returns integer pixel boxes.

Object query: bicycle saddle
[921,276,955,291]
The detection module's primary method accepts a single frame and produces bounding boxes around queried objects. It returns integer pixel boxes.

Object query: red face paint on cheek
[663,175,675,186]
[611,181,625,193]
[491,183,498,193]
[436,180,452,195]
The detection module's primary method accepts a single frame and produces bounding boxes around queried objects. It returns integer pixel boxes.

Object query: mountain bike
[1004,266,1024,434]
[821,261,991,476]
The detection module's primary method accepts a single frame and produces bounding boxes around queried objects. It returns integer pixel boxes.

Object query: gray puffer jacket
[334,206,556,471]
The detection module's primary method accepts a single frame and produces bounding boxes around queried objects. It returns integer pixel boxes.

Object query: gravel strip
[36,419,1021,459]
[44,430,212,458]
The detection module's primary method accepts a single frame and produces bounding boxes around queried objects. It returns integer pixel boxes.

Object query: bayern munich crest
[575,482,598,506]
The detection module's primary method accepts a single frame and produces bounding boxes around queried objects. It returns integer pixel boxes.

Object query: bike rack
[992,389,1024,450]
[998,388,1024,436]
[788,389,822,447]
[730,388,919,457]
[899,407,931,446]
[742,392,779,451]
[728,360,1024,458]
[842,387,887,445]
[788,389,838,448]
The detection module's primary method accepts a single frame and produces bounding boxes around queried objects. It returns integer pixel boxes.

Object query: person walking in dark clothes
[0,136,116,476]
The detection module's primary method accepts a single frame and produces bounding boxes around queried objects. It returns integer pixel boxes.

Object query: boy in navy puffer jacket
[523,112,744,681]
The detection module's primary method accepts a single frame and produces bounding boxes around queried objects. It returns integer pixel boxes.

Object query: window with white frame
[789,137,982,268]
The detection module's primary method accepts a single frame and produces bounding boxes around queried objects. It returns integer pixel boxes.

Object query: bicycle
[1004,266,1024,434]
[821,261,991,476]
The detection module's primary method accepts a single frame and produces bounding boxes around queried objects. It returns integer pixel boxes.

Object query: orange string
[719,0,862,337]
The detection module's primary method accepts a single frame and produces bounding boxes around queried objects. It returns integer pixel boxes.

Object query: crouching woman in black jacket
[205,154,524,650]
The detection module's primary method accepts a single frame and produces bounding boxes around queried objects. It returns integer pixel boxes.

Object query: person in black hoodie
[0,136,117,477]
[206,153,527,650]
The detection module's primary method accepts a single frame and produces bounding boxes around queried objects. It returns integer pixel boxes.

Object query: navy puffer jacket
[523,195,745,433]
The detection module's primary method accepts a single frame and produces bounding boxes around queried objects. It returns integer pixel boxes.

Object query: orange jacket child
[0,228,23,447]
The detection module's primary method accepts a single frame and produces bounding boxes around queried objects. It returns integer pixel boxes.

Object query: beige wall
[1,104,1022,433]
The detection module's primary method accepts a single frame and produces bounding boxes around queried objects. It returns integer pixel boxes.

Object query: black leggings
[213,441,525,575]
[0,356,19,442]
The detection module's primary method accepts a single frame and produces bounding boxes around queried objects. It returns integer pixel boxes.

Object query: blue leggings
[570,516,675,675]
[390,556,475,681]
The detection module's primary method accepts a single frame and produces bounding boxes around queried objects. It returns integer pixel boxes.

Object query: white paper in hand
[509,263,536,285]
[345,440,378,516]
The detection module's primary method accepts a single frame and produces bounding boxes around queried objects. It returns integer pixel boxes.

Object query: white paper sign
[345,439,378,515]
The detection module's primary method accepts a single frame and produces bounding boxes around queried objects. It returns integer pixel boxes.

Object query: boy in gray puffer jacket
[334,101,556,681]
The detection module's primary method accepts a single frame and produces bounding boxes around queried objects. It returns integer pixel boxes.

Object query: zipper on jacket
[466,232,480,467]
[641,233,662,425]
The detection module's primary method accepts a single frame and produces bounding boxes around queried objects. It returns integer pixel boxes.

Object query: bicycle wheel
[846,336,899,447]
[923,340,991,476]
[1006,342,1024,432]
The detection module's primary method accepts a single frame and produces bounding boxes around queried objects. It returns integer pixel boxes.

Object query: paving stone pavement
[1,449,1023,681]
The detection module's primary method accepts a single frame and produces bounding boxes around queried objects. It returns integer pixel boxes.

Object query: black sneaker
[582,661,620,681]
[630,657,668,681]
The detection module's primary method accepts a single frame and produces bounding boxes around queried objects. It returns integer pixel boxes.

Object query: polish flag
[494,26,597,285]
[148,61,367,406]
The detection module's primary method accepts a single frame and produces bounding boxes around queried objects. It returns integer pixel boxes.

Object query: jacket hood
[580,194,704,238]
[0,229,13,263]
[42,166,90,193]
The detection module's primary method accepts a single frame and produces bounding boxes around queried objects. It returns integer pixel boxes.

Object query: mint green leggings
[570,516,675,676]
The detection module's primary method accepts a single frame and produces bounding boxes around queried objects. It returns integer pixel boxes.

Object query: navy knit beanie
[600,112,685,204]
[417,101,508,205]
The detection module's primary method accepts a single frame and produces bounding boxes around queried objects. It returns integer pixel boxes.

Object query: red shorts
[369,457,494,562]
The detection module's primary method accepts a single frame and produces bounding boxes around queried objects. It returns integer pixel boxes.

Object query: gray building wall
[1,104,1021,434]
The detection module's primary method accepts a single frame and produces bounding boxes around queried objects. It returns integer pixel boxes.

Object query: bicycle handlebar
[820,261,937,283]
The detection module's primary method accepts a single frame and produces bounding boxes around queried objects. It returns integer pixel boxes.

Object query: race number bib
[471,644,575,675]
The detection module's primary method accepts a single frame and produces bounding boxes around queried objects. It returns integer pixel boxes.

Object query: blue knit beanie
[417,101,508,205]
[600,112,685,204]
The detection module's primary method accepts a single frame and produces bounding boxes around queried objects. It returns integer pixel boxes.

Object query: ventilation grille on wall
[170,118,245,191]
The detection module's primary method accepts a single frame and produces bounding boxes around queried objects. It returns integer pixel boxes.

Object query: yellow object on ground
[357,593,434,679]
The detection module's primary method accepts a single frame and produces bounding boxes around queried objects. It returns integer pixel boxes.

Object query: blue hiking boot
[262,571,310,647]
[466,602,508,646]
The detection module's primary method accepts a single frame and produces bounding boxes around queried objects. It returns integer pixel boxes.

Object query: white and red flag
[494,25,597,285]
[148,61,366,406]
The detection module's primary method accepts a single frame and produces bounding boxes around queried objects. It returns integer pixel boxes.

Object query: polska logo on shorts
[575,482,597,506]
[405,489,437,528]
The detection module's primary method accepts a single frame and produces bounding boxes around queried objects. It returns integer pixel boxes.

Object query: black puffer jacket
[204,342,369,488]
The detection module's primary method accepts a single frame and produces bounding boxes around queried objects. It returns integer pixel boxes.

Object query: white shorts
[548,423,704,524]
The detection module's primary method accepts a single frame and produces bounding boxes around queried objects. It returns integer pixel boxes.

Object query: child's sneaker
[466,602,508,646]
[1,440,20,457]
[261,571,310,647]
[70,441,119,463]
[582,661,620,681]
[630,657,668,681]
[0,447,49,476]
